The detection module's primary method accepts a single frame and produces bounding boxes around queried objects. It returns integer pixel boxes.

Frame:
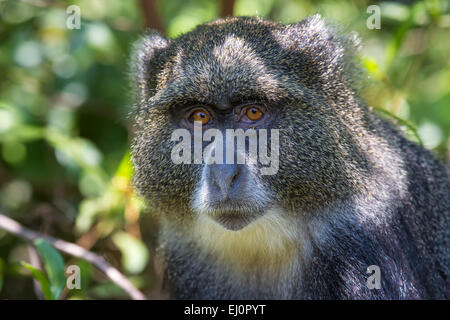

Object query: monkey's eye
[242,105,264,122]
[189,108,211,125]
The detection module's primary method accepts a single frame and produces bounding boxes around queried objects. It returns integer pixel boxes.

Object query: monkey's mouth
[200,199,268,231]
[192,186,271,231]
[211,211,264,231]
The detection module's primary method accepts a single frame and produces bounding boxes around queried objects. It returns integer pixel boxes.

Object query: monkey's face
[133,97,278,231]
[132,16,364,230]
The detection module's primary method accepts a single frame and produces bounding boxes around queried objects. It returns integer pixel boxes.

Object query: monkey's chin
[210,212,263,231]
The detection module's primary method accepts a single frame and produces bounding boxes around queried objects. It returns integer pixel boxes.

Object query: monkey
[129,15,450,299]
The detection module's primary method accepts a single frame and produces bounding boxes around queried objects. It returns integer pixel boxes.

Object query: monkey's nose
[208,164,243,198]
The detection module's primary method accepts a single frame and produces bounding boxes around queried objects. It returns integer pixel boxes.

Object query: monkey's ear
[294,14,327,35]
[291,13,361,54]
[129,31,170,106]
[287,14,362,91]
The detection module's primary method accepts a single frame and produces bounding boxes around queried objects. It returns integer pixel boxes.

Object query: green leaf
[34,238,66,300]
[375,107,423,146]
[21,262,53,300]
[115,151,133,179]
[45,129,104,171]
[384,2,422,71]
[90,281,126,299]
[112,232,149,274]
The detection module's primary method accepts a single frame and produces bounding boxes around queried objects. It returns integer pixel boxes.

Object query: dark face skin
[132,17,369,230]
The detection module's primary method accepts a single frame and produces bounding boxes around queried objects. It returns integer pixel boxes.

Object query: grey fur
[130,15,450,299]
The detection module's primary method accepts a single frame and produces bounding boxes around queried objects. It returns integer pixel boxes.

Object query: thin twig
[0,213,147,300]
[27,244,45,300]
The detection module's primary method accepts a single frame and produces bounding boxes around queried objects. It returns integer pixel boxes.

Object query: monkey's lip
[207,208,265,231]
[195,198,270,230]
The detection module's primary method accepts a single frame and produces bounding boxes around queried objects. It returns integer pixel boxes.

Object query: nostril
[230,166,241,187]
[209,164,243,196]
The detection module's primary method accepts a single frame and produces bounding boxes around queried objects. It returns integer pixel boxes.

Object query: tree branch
[0,213,146,300]
[139,0,165,33]
[220,0,236,17]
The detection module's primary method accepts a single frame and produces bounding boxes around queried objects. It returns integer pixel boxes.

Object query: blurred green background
[0,0,449,299]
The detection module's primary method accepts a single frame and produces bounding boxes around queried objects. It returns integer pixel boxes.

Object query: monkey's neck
[161,209,307,299]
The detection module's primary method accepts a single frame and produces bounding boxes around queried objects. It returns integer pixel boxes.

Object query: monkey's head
[131,15,368,232]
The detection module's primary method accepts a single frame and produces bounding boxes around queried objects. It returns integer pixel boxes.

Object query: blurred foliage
[21,238,66,300]
[0,0,449,299]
